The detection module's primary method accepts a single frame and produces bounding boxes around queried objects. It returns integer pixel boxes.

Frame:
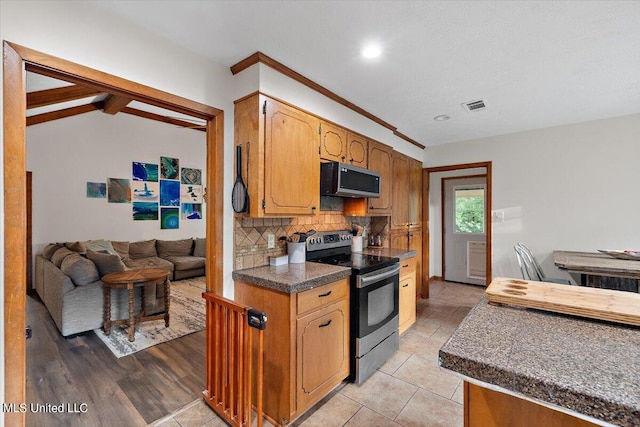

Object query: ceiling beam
[27,101,104,126]
[121,106,206,132]
[26,85,102,109]
[103,94,133,115]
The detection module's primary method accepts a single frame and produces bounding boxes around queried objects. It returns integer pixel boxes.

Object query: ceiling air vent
[462,99,487,112]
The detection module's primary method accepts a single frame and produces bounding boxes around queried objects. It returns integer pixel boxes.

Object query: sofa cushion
[65,241,87,254]
[84,239,119,256]
[111,240,130,261]
[86,250,128,276]
[42,243,63,260]
[125,256,174,272]
[157,239,193,258]
[193,237,206,258]
[163,255,205,271]
[51,247,75,268]
[60,253,100,286]
[129,239,157,259]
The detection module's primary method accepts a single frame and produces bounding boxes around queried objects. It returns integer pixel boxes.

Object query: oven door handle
[357,264,400,288]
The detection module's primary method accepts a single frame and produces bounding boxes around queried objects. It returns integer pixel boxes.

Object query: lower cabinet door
[399,273,416,334]
[296,300,349,412]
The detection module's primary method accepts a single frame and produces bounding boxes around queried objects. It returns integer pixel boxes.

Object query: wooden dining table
[553,250,640,292]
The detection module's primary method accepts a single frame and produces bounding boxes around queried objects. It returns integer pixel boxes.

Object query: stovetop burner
[306,230,398,274]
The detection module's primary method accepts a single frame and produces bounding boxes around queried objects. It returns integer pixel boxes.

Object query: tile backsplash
[234,210,391,270]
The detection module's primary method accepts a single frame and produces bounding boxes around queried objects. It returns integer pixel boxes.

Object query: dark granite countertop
[232,262,352,294]
[360,247,417,260]
[439,297,640,426]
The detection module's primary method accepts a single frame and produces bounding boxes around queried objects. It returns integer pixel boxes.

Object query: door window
[454,187,485,234]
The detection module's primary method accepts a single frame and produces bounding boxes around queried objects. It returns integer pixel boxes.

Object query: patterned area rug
[94,276,206,358]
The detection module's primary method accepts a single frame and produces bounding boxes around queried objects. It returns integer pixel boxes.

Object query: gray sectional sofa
[34,237,206,337]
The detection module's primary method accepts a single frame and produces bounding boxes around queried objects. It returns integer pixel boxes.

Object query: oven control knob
[310,238,317,244]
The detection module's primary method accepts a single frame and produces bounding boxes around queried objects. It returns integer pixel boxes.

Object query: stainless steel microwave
[320,162,381,198]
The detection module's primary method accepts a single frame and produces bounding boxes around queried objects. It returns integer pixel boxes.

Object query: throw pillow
[157,238,193,258]
[51,247,75,268]
[193,237,206,258]
[42,243,63,260]
[111,240,130,261]
[84,239,119,256]
[86,250,128,276]
[60,253,100,286]
[65,241,87,254]
[129,239,157,259]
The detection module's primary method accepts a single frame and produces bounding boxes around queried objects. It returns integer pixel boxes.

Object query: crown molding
[231,51,425,150]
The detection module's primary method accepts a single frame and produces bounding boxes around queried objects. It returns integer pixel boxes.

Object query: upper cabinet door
[408,158,422,227]
[264,99,320,215]
[367,140,392,215]
[320,121,347,163]
[391,152,410,228]
[346,132,368,168]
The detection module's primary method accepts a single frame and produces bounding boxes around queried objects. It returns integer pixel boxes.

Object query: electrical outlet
[267,233,275,249]
[491,210,505,223]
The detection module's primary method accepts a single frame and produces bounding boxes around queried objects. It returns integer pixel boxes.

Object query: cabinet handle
[402,284,409,288]
[318,319,332,328]
[311,206,317,211]
[318,290,332,298]
[402,264,409,268]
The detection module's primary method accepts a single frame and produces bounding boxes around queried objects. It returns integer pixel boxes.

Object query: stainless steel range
[306,230,400,385]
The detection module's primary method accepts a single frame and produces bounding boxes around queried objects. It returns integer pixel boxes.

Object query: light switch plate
[491,210,505,222]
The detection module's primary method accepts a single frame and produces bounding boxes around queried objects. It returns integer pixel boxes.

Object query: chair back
[514,243,545,281]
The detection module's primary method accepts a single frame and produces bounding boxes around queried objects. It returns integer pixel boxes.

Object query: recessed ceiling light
[433,114,452,121]
[361,45,381,59]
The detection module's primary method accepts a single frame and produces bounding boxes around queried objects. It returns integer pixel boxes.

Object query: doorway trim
[3,41,225,426]
[424,161,492,286]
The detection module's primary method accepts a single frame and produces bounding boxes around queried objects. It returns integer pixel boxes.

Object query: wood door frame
[441,174,487,283]
[3,41,225,426]
[424,161,492,287]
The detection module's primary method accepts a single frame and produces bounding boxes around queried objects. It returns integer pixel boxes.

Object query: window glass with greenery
[454,187,485,233]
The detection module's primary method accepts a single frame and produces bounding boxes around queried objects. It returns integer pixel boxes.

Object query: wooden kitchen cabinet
[391,151,422,229]
[234,277,350,426]
[399,256,416,334]
[320,120,348,163]
[390,229,423,299]
[366,140,393,215]
[345,131,368,167]
[391,152,410,229]
[319,122,368,168]
[408,157,423,226]
[464,382,598,427]
[235,93,320,217]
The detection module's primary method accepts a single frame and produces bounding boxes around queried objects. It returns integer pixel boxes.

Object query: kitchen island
[439,297,640,426]
[232,262,352,426]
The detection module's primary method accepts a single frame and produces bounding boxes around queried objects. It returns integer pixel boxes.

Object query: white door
[443,176,487,285]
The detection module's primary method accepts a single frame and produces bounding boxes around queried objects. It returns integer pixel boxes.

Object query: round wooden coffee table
[102,268,171,342]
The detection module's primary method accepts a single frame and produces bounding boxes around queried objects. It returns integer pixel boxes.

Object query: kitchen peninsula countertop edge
[438,297,640,426]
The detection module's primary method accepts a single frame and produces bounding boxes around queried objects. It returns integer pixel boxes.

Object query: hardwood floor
[26,293,205,426]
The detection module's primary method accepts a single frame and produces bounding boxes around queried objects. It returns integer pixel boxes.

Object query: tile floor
[151,280,485,427]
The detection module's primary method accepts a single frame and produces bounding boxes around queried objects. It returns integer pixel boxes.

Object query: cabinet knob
[311,206,316,211]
